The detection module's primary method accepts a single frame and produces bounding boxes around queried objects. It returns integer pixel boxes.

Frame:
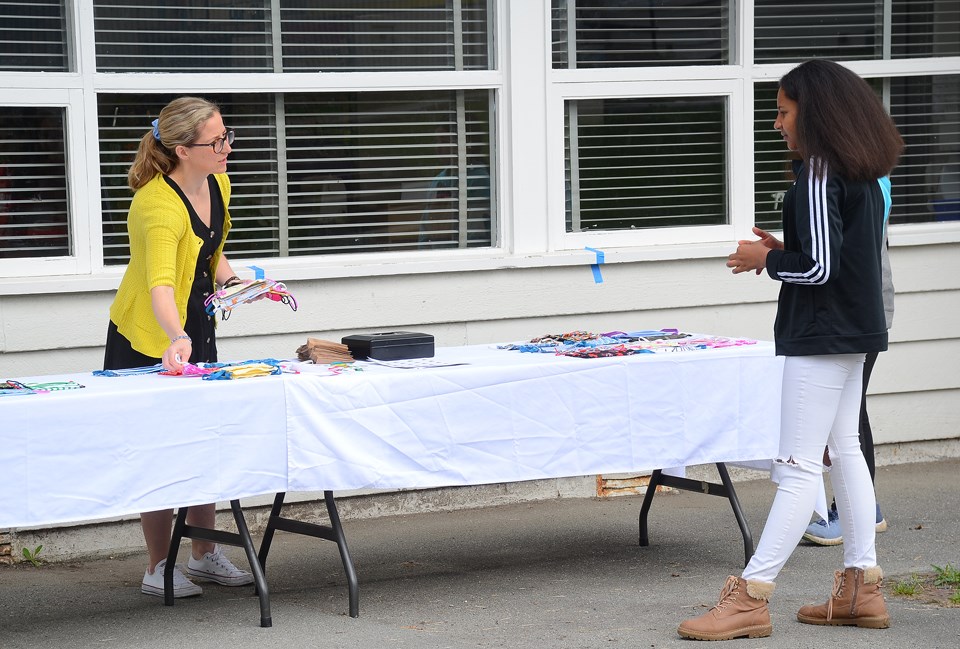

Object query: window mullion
[271,0,283,73]
[454,0,464,72]
[456,89,468,247]
[567,101,582,233]
[566,0,577,70]
[275,94,289,256]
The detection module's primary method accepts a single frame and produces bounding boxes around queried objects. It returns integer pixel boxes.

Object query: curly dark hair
[779,60,904,181]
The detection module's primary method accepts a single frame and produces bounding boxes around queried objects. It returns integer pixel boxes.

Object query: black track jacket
[765,160,889,356]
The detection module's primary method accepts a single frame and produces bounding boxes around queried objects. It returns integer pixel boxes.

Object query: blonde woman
[104,97,252,598]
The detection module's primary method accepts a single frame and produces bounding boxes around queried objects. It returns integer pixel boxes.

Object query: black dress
[103,175,225,370]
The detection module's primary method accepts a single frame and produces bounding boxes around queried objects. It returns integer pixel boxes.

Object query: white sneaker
[141,559,202,598]
[186,546,254,586]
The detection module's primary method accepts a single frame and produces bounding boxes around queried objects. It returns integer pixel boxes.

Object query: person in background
[803,227,894,545]
[104,96,252,598]
[677,59,904,641]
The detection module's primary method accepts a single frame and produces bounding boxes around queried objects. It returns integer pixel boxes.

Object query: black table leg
[164,506,189,607]
[325,491,359,618]
[715,463,754,567]
[230,500,272,627]
[638,463,754,567]
[162,501,272,627]
[258,491,359,618]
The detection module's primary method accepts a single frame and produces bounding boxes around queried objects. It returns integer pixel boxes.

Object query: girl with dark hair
[105,97,253,599]
[678,60,904,641]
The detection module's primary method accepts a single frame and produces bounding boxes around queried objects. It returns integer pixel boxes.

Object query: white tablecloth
[1,372,289,528]
[284,343,783,491]
[1,340,784,529]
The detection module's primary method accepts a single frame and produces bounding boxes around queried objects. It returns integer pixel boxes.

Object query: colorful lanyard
[93,365,164,377]
[159,358,286,380]
[500,330,758,357]
[204,279,298,321]
[1,379,86,395]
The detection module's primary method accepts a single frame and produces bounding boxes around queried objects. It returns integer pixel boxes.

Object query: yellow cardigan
[109,173,232,358]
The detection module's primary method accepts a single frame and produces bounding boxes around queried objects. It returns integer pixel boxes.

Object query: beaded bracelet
[170,334,192,344]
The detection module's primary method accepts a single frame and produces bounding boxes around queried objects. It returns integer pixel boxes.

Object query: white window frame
[545,78,749,252]
[79,1,508,283]
[0,85,93,278]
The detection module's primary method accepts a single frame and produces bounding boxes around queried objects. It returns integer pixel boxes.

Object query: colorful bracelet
[170,334,192,344]
[220,275,242,289]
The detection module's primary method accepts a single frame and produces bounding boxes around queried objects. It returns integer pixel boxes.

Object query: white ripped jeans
[742,354,877,584]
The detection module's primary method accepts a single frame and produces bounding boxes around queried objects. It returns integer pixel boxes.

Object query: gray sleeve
[880,235,895,330]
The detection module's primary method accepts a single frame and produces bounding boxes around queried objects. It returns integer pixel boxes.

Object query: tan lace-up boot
[677,575,774,641]
[797,566,890,628]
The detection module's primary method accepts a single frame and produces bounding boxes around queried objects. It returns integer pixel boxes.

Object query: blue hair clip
[151,118,161,141]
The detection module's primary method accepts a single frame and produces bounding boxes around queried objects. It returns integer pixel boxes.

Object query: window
[90,0,496,265]
[280,1,493,71]
[753,2,960,230]
[565,96,727,233]
[284,90,494,254]
[754,74,960,229]
[755,0,960,63]
[97,90,494,265]
[552,1,734,242]
[552,0,731,68]
[93,1,273,73]
[0,107,70,259]
[889,75,960,224]
[0,0,69,72]
[93,0,493,73]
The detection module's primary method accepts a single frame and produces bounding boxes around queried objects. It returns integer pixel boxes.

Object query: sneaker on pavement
[802,507,842,546]
[875,503,888,533]
[186,546,254,586]
[804,503,888,545]
[141,559,202,598]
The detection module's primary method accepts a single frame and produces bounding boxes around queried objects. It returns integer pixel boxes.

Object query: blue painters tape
[585,247,605,284]
[248,265,265,280]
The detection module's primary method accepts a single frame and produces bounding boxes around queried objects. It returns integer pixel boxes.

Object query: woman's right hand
[162,338,192,372]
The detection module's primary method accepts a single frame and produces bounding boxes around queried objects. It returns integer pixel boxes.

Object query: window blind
[889,74,960,224]
[552,0,730,69]
[892,1,960,58]
[93,0,274,72]
[754,74,960,228]
[283,90,494,254]
[0,0,68,71]
[565,97,727,232]
[92,0,492,73]
[281,0,493,72]
[753,82,792,232]
[0,107,70,258]
[98,90,494,262]
[755,0,960,63]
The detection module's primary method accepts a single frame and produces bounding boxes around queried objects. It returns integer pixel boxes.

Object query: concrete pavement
[2,459,959,648]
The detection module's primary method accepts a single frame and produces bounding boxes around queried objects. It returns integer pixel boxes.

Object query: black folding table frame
[163,462,753,627]
[163,490,357,628]
[638,462,755,567]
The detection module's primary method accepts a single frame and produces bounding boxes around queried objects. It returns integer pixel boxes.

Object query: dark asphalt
[2,459,958,648]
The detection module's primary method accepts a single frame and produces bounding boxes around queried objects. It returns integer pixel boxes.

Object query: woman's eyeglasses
[186,130,235,154]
